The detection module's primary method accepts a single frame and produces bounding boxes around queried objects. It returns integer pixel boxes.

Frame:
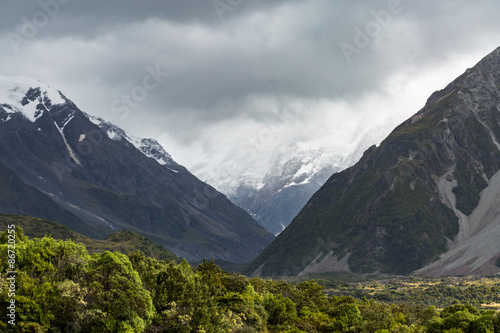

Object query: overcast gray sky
[1,0,500,168]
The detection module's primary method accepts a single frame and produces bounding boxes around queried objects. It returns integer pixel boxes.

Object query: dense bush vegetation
[317,275,500,309]
[1,227,499,332]
[0,214,179,262]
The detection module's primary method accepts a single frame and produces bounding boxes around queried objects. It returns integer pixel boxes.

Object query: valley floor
[293,273,500,309]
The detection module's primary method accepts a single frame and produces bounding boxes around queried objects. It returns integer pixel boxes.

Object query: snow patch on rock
[53,119,81,166]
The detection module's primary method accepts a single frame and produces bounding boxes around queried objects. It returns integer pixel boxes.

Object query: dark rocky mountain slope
[0,76,273,263]
[246,46,500,277]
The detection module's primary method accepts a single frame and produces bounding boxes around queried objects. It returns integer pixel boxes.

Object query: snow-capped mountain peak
[0,75,65,122]
[0,75,178,171]
[0,74,274,263]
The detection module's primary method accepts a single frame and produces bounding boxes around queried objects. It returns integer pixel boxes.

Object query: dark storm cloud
[1,0,500,164]
[0,0,301,35]
[3,0,498,103]
[0,1,213,32]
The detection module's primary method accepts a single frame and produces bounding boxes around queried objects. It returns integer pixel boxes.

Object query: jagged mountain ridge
[85,113,178,168]
[245,46,500,277]
[0,75,274,263]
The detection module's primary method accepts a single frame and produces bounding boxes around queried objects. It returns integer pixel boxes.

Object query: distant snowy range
[192,125,393,235]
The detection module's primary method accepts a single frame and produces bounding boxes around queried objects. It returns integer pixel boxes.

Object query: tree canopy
[1,227,499,332]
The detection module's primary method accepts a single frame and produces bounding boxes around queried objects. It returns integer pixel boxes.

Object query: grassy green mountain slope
[0,214,178,261]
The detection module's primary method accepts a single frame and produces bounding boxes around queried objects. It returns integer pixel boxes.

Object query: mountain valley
[0,76,274,263]
[3,47,500,279]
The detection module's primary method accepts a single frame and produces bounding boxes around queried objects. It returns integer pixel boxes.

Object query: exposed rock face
[0,76,274,263]
[245,46,500,277]
[228,145,341,236]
